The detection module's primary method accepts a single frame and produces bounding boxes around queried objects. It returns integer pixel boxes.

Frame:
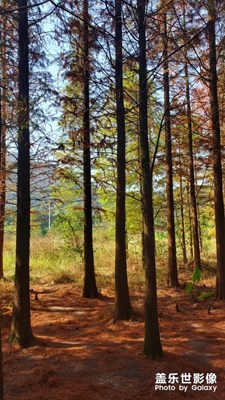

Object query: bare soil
[2,282,225,400]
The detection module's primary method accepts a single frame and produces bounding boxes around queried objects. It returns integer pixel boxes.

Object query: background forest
[0,0,225,397]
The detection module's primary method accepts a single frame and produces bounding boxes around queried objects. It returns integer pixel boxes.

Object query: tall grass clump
[29,230,83,283]
[3,232,16,280]
[93,227,115,291]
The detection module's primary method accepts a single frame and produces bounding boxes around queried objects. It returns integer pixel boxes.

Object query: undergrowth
[2,230,217,296]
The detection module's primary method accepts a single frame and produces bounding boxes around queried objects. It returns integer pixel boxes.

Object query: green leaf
[192,267,201,283]
[186,282,193,294]
[199,291,214,301]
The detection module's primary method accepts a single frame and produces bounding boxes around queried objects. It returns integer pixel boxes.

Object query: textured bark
[114,0,131,320]
[138,0,163,359]
[187,183,193,260]
[180,174,187,265]
[185,59,201,270]
[198,204,203,252]
[82,0,98,298]
[207,0,225,299]
[9,0,34,346]
[138,138,145,269]
[0,14,7,279]
[163,14,179,287]
[0,89,6,280]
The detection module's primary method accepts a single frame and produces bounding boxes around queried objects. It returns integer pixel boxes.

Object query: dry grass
[1,230,217,301]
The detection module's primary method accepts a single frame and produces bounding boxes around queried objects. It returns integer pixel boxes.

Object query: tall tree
[137,0,163,359]
[163,12,179,287]
[0,7,7,279]
[10,0,34,346]
[184,56,201,270]
[187,183,194,260]
[82,0,98,298]
[0,84,6,280]
[114,0,131,320]
[207,0,225,299]
[178,162,188,264]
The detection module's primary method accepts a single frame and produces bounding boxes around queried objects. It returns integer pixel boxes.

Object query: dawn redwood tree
[82,0,98,298]
[178,0,202,270]
[0,83,6,280]
[184,56,201,270]
[179,174,187,264]
[10,0,34,346]
[178,138,188,265]
[114,0,131,320]
[207,0,225,299]
[163,12,179,287]
[137,0,163,359]
[0,9,7,279]
[54,1,99,297]
[186,183,193,259]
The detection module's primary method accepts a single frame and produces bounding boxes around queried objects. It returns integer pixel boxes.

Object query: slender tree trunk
[207,0,225,299]
[114,0,131,320]
[177,132,187,264]
[197,204,203,252]
[138,135,145,269]
[184,59,201,270]
[138,0,163,359]
[186,183,193,260]
[0,13,7,279]
[9,0,34,346]
[180,174,187,264]
[82,0,98,298]
[163,13,179,287]
[0,88,6,280]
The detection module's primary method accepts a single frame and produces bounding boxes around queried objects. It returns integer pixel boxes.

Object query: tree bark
[187,183,193,260]
[0,12,7,279]
[138,0,163,359]
[114,0,131,320]
[9,0,34,346]
[180,174,187,265]
[184,58,201,270]
[207,0,225,299]
[163,13,179,287]
[82,0,98,298]
[0,89,6,280]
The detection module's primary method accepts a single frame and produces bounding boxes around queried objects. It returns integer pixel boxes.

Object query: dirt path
[2,284,225,399]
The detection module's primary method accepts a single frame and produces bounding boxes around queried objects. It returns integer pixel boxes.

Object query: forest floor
[1,273,225,400]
